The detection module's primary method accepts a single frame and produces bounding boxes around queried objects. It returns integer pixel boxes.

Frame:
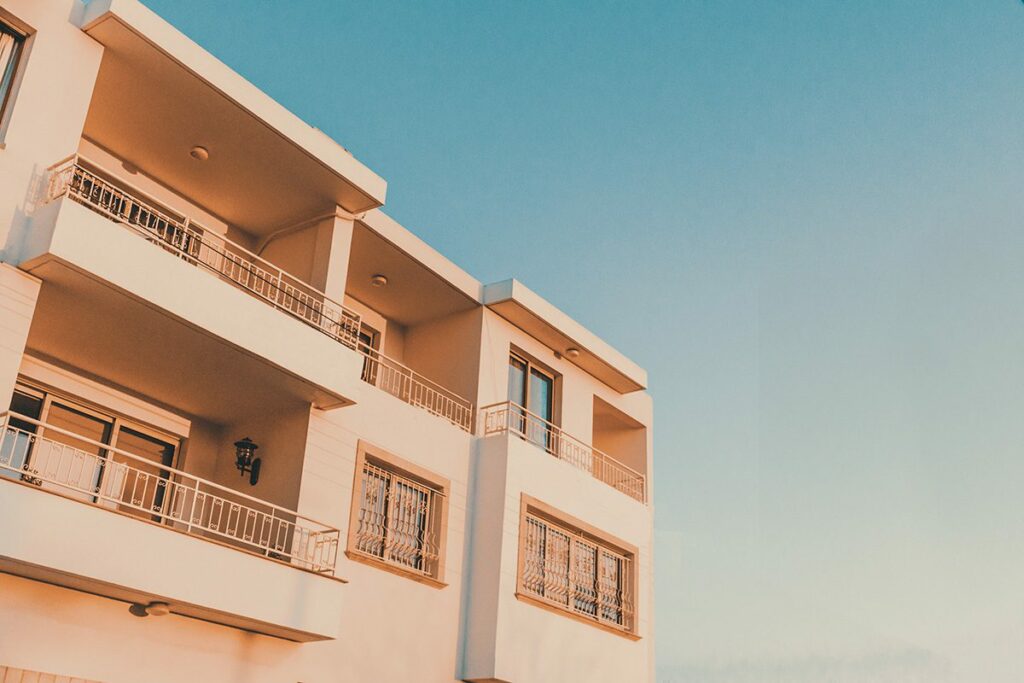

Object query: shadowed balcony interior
[480,401,647,503]
[37,151,475,430]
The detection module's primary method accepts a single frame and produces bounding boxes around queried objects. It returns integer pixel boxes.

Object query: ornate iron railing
[46,157,362,349]
[0,412,340,573]
[44,156,476,432]
[480,401,646,503]
[359,349,474,432]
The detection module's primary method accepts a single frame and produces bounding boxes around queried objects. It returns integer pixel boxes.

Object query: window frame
[0,11,30,145]
[515,494,641,639]
[508,350,558,421]
[6,379,181,518]
[345,440,450,588]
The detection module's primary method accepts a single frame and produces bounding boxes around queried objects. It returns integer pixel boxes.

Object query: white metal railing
[45,156,362,349]
[480,401,646,503]
[0,412,340,574]
[359,349,474,432]
[352,461,441,576]
[520,513,635,632]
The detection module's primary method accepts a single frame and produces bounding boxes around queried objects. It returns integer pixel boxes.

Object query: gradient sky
[139,1,1024,680]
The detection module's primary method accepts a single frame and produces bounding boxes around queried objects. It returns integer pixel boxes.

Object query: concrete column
[0,264,40,405]
[309,208,356,302]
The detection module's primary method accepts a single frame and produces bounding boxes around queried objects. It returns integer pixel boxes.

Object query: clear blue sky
[142,1,1024,680]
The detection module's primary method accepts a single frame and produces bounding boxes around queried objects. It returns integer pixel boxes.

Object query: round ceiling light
[189,146,210,161]
[129,601,171,618]
[370,274,388,287]
[565,348,581,359]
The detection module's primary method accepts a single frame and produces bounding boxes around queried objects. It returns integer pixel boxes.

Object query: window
[358,323,381,384]
[517,495,638,636]
[0,20,25,133]
[346,441,449,585]
[1,381,178,520]
[508,351,557,450]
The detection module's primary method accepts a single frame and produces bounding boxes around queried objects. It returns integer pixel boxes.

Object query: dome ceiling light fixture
[370,274,388,288]
[129,601,171,618]
[564,348,581,360]
[189,145,209,161]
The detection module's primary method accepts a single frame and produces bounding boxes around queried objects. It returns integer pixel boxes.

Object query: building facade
[0,2,655,682]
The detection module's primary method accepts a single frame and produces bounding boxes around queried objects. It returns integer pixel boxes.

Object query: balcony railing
[45,157,362,349]
[480,402,646,503]
[43,157,477,431]
[0,412,340,574]
[360,349,474,432]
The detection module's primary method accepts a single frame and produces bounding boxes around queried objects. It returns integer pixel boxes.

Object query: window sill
[344,549,448,589]
[514,592,641,641]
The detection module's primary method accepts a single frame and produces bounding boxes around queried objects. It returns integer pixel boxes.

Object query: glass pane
[507,356,527,406]
[1,390,42,479]
[573,541,599,616]
[34,403,111,498]
[387,479,429,571]
[0,27,22,117]
[359,325,380,383]
[544,528,572,606]
[522,517,547,597]
[527,369,554,449]
[106,427,176,519]
[599,552,624,624]
[356,466,389,557]
[528,369,553,422]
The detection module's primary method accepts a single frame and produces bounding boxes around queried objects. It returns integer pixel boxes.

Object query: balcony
[359,349,474,432]
[47,158,362,349]
[0,411,344,640]
[480,401,646,503]
[30,158,475,431]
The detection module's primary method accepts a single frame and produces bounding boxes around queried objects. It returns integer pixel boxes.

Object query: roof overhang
[482,279,647,393]
[347,211,480,326]
[78,0,387,232]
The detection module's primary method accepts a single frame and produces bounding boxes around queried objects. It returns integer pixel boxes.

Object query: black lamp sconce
[234,437,261,486]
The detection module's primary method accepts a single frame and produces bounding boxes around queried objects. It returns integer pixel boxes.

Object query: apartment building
[0,1,655,682]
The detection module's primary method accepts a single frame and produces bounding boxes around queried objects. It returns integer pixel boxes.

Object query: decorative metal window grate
[520,514,635,632]
[352,461,441,576]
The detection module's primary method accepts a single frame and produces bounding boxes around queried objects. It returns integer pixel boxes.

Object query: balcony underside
[79,0,386,230]
[0,481,344,641]
[20,198,364,422]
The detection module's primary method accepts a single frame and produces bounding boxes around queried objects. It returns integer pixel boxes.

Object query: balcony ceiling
[23,262,346,424]
[81,15,383,235]
[347,222,479,327]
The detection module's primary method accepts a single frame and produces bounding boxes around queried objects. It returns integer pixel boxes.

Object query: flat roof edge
[358,209,482,304]
[80,0,387,208]
[483,279,648,392]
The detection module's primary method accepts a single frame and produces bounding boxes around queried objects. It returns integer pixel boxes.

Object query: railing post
[186,479,199,534]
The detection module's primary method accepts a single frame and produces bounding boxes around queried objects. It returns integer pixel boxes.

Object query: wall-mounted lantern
[234,437,261,485]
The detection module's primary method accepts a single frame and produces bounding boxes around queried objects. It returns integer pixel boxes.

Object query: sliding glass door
[508,353,556,450]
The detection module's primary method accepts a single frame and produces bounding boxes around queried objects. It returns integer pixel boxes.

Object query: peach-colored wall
[0,1,102,262]
[258,221,319,283]
[404,307,484,407]
[0,264,39,406]
[463,434,654,683]
[212,403,311,511]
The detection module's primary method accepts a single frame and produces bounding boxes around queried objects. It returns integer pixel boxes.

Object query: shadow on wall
[0,164,47,264]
